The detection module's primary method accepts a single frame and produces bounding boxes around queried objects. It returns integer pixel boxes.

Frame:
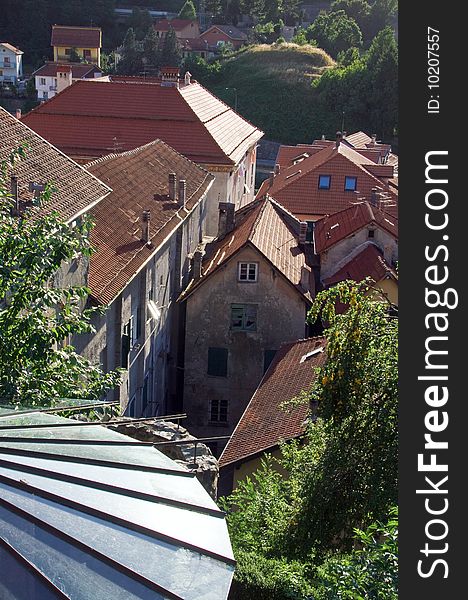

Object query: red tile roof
[0,106,110,223]
[0,42,23,55]
[257,142,398,219]
[155,19,197,32]
[51,25,102,48]
[85,139,214,305]
[219,337,326,467]
[201,25,248,41]
[180,197,314,302]
[323,244,397,287]
[314,202,398,254]
[33,62,101,79]
[22,80,263,166]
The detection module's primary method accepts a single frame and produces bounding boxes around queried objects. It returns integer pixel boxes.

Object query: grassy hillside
[203,44,336,145]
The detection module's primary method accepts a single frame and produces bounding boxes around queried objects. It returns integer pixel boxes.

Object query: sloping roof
[257,142,398,219]
[0,106,110,223]
[0,411,234,599]
[51,25,102,48]
[32,62,101,79]
[219,337,326,467]
[323,244,397,286]
[181,198,314,302]
[155,19,197,32]
[22,80,263,166]
[314,202,398,254]
[344,131,373,147]
[202,25,248,40]
[0,42,23,55]
[85,139,214,305]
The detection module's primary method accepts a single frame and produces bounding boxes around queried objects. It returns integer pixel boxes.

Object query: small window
[83,49,91,58]
[210,399,228,423]
[65,48,71,55]
[345,176,357,191]
[238,262,258,282]
[231,304,257,331]
[318,175,331,189]
[208,347,228,377]
[368,229,375,238]
[263,349,277,373]
[40,77,46,85]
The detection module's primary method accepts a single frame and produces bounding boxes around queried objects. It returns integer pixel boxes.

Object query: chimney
[371,133,377,146]
[168,172,177,200]
[370,187,380,207]
[269,171,274,188]
[160,66,180,87]
[300,265,312,291]
[192,249,203,280]
[335,131,343,148]
[15,108,22,119]
[321,134,325,140]
[274,163,280,175]
[218,202,235,239]
[184,70,192,85]
[141,210,151,245]
[299,221,308,244]
[56,65,73,94]
[178,179,186,207]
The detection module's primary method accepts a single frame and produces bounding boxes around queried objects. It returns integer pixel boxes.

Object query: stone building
[74,139,214,416]
[179,197,317,456]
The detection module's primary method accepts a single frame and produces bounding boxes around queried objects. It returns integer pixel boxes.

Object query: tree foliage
[127,7,154,40]
[117,27,143,75]
[220,280,398,597]
[160,27,182,67]
[0,147,121,407]
[178,0,197,20]
[304,10,363,57]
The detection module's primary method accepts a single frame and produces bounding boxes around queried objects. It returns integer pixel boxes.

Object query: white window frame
[238,262,258,282]
[209,398,228,423]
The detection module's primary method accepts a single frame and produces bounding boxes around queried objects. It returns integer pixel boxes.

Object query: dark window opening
[207,347,228,377]
[368,229,375,238]
[318,175,331,189]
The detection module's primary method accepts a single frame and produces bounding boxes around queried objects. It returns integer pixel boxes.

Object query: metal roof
[0,411,234,599]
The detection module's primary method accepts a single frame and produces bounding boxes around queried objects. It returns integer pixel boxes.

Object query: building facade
[33,62,103,100]
[0,43,23,84]
[51,25,102,66]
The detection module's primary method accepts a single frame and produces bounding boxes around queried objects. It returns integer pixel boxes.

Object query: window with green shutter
[207,347,228,377]
[231,304,257,331]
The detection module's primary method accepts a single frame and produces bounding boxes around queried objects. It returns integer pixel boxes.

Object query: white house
[33,62,103,100]
[0,43,23,84]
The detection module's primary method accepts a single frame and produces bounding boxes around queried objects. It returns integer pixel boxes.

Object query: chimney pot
[15,108,22,119]
[335,131,343,148]
[218,201,235,239]
[274,164,280,175]
[269,171,274,187]
[192,249,203,280]
[168,172,177,200]
[184,71,192,85]
[370,187,379,207]
[299,221,308,244]
[178,179,187,207]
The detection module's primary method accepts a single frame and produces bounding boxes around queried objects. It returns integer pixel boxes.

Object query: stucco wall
[183,246,309,450]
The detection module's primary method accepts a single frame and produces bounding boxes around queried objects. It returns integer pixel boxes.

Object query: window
[65,48,71,55]
[263,349,277,373]
[207,347,228,377]
[231,304,257,331]
[238,262,258,282]
[368,229,375,238]
[40,77,46,85]
[83,49,91,58]
[210,399,228,423]
[318,175,331,189]
[306,222,314,243]
[345,176,357,191]
[121,316,135,368]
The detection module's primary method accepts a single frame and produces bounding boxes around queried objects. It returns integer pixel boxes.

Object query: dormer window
[345,176,357,191]
[318,175,331,189]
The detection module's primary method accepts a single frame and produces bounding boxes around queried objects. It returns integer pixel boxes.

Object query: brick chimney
[168,172,177,200]
[218,202,235,239]
[57,65,73,94]
[160,66,180,87]
[178,179,186,207]
[299,221,308,244]
[141,210,151,245]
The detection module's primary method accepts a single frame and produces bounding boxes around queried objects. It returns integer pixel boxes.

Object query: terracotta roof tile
[0,106,110,223]
[51,26,102,48]
[181,198,313,302]
[202,25,248,40]
[86,139,214,305]
[314,202,398,254]
[257,143,398,219]
[155,19,196,32]
[323,244,397,286]
[344,131,372,147]
[219,337,326,467]
[32,62,101,79]
[22,80,263,166]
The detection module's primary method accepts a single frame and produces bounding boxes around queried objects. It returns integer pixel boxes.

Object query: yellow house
[51,25,102,67]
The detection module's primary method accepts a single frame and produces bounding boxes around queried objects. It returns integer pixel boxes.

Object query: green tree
[306,10,363,57]
[331,0,372,42]
[69,47,81,62]
[128,7,153,40]
[0,147,121,407]
[178,0,197,19]
[117,27,143,75]
[367,0,398,39]
[142,26,161,73]
[160,27,182,67]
